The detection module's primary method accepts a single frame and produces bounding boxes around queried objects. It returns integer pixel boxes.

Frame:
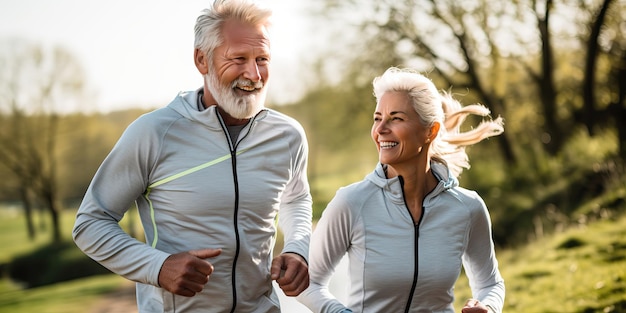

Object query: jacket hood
[365,161,459,205]
[167,89,269,130]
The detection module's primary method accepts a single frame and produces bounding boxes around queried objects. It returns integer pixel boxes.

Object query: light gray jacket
[73,89,312,312]
[297,162,505,313]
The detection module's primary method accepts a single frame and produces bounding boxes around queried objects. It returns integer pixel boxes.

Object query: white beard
[204,69,266,119]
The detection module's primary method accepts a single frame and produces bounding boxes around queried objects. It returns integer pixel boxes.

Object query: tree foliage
[0,1,624,249]
[284,0,626,246]
[0,39,86,241]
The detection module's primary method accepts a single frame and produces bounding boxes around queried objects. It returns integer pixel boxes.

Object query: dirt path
[89,281,138,313]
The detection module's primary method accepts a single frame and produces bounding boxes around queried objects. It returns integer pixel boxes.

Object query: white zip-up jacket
[73,89,312,313]
[297,162,504,313]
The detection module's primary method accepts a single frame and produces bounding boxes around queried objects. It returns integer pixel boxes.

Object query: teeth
[238,85,255,91]
[233,79,263,91]
[379,141,397,148]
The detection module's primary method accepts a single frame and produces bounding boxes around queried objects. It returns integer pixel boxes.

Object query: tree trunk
[20,187,36,240]
[537,0,562,155]
[480,95,516,163]
[44,190,62,242]
[582,0,614,137]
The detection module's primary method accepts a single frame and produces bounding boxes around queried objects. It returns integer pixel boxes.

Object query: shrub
[6,240,111,288]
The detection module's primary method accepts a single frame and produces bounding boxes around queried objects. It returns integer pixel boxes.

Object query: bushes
[6,240,111,288]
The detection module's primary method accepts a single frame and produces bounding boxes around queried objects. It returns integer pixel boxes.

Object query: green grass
[0,208,52,265]
[0,207,137,313]
[0,274,129,313]
[1,206,625,313]
[453,212,626,313]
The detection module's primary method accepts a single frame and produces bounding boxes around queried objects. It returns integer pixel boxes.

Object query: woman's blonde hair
[372,67,504,177]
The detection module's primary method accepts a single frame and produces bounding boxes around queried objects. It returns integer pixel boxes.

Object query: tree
[317,0,625,159]
[0,39,86,242]
[578,0,626,158]
[286,0,626,246]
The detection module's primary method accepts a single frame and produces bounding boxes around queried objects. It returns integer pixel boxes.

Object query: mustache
[231,78,263,90]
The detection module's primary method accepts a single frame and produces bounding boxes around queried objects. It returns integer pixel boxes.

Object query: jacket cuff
[282,251,308,265]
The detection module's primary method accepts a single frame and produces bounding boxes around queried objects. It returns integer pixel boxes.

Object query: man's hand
[158,248,222,297]
[461,298,490,313]
[270,252,309,296]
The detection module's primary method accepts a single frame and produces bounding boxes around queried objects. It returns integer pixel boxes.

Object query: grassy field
[1,207,625,312]
[454,212,626,312]
[0,207,135,313]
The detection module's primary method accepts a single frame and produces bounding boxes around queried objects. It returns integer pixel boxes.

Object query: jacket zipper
[228,147,240,313]
[216,109,259,313]
[398,176,426,313]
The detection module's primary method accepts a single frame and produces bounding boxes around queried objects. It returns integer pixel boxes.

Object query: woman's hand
[461,298,493,313]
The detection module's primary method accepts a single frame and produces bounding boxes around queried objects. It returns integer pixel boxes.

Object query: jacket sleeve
[72,116,170,287]
[297,189,352,313]
[278,123,313,261]
[462,194,506,313]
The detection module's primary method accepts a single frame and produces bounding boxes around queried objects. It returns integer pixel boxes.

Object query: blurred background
[1,0,625,312]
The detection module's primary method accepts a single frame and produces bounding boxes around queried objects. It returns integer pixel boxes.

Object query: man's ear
[194,49,209,75]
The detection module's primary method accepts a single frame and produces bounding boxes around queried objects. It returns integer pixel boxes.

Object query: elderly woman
[298,67,505,313]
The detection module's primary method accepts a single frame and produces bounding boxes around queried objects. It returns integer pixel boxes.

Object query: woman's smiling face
[371,91,431,167]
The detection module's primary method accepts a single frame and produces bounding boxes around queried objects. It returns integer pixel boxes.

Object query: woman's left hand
[461,298,490,313]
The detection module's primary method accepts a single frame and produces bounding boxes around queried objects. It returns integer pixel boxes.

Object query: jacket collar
[167,88,269,130]
[365,161,459,204]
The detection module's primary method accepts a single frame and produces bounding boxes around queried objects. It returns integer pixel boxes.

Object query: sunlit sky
[0,0,317,112]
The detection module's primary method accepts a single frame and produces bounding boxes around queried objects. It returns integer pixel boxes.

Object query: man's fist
[271,253,309,296]
[158,248,222,297]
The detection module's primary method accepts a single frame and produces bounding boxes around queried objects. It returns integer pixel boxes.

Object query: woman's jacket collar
[365,161,459,205]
